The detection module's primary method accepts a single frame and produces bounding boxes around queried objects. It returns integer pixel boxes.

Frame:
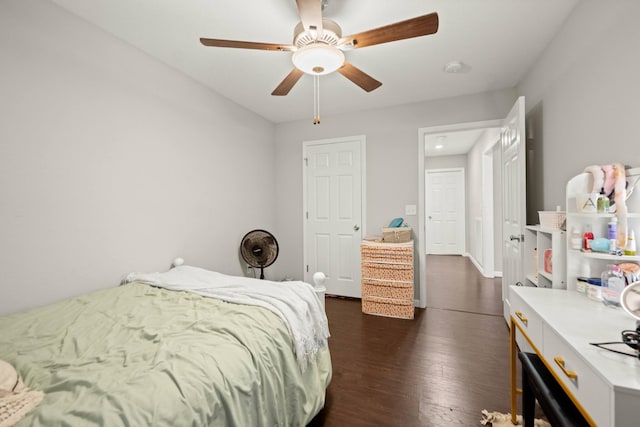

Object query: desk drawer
[510,290,543,353]
[542,323,609,426]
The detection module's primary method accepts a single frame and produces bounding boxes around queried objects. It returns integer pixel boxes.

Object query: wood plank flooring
[309,255,515,426]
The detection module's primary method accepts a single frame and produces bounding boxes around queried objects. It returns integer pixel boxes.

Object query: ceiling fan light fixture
[292,44,345,76]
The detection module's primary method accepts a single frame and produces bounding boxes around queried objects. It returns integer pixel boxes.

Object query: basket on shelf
[381,227,412,243]
[538,211,566,230]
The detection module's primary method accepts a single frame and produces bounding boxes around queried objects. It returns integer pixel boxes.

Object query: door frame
[302,135,367,285]
[417,120,501,308]
[480,138,502,278]
[424,167,466,256]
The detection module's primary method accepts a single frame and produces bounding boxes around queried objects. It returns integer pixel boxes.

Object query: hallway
[426,254,503,316]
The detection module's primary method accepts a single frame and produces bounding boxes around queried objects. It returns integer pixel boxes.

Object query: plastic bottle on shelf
[624,230,637,256]
[570,226,582,250]
[608,217,617,254]
[579,260,590,278]
[601,265,625,306]
[582,223,594,251]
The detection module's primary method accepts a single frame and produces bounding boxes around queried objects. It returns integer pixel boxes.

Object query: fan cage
[240,230,279,279]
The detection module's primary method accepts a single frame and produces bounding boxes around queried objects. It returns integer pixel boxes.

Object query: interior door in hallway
[303,136,364,298]
[425,168,465,255]
[501,96,526,323]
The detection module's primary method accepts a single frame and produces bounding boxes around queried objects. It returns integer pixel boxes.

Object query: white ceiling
[425,129,487,157]
[51,0,579,124]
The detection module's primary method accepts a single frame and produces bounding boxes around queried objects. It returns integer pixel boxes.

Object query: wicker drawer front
[361,262,413,282]
[362,296,414,319]
[360,246,413,264]
[362,279,413,300]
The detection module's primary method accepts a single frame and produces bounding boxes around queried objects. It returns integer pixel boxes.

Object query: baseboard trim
[466,254,495,278]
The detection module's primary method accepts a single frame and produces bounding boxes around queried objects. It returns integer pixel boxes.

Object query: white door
[425,168,465,255]
[501,96,526,323]
[304,137,364,298]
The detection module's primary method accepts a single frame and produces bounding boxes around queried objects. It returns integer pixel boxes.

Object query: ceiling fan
[199,0,439,98]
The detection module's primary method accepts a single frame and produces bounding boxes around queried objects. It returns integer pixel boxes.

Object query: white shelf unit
[566,172,640,292]
[524,225,566,288]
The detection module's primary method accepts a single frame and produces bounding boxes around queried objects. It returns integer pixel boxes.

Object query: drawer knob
[515,311,528,324]
[554,357,578,380]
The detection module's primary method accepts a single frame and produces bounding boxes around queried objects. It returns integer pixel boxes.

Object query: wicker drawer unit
[361,279,413,300]
[360,240,414,319]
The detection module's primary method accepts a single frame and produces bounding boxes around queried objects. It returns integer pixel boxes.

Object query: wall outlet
[405,204,417,216]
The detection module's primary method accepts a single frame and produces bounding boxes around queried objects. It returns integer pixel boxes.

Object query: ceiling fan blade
[271,68,305,96]
[339,12,439,49]
[296,0,324,37]
[337,62,382,92]
[200,38,295,51]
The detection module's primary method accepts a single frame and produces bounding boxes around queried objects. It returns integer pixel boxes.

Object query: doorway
[417,120,502,308]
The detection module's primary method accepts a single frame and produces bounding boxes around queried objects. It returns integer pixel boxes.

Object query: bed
[0,266,332,426]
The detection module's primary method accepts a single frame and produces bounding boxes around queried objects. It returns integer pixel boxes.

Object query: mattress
[0,282,332,426]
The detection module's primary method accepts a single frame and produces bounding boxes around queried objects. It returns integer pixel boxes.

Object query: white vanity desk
[509,286,640,427]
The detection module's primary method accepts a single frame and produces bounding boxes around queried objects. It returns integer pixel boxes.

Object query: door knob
[354,225,360,231]
[510,234,524,242]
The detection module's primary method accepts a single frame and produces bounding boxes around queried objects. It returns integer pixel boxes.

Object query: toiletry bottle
[579,260,590,278]
[601,265,625,307]
[582,223,594,251]
[570,226,582,250]
[597,187,610,213]
[625,230,637,256]
[608,216,617,254]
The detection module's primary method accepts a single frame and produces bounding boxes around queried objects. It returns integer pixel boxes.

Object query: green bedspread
[0,282,332,426]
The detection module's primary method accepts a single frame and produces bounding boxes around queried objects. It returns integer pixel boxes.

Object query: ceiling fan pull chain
[313,75,320,125]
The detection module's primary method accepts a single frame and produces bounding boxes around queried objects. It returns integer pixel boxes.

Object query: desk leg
[510,316,518,425]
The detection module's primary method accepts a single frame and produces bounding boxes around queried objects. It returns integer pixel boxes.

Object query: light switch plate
[405,204,417,216]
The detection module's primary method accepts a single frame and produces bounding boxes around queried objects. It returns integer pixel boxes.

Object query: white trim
[467,253,484,276]
[466,253,495,279]
[482,150,494,275]
[302,135,367,284]
[424,167,465,173]
[481,140,500,280]
[417,120,501,309]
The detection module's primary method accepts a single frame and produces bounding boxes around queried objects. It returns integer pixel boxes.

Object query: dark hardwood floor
[309,255,514,426]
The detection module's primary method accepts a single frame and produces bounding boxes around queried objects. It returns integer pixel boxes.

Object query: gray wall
[0,1,277,315]
[518,0,640,209]
[466,129,500,271]
[272,89,517,282]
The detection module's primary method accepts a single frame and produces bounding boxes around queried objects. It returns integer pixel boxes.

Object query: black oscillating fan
[240,229,279,279]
